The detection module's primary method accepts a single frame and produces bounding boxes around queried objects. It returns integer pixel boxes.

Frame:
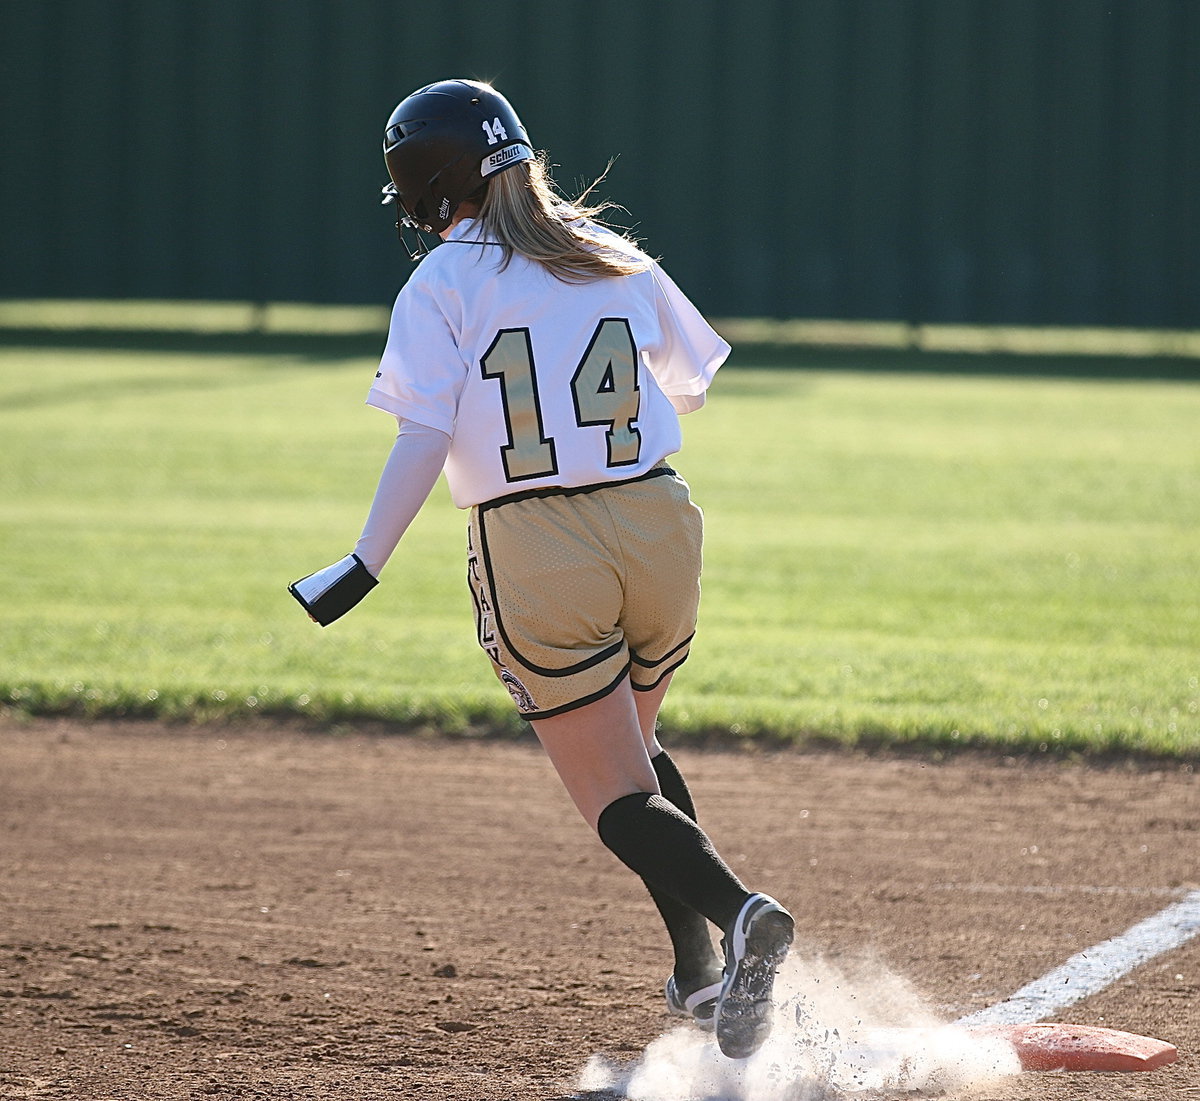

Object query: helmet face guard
[380,79,533,255]
[380,180,435,261]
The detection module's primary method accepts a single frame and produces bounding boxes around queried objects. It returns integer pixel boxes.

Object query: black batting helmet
[380,79,533,237]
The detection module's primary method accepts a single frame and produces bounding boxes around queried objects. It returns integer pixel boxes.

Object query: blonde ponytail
[477,154,649,282]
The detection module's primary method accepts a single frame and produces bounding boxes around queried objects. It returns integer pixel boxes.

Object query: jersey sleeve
[646,262,731,413]
[366,275,467,436]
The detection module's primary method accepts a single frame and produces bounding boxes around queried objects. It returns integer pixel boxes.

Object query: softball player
[290,79,793,1060]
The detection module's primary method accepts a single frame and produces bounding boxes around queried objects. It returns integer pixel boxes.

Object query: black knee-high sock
[645,752,721,982]
[597,790,750,941]
[652,749,698,820]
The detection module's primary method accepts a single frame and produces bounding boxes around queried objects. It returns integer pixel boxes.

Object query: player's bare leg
[530,679,659,831]
[633,672,673,757]
[532,675,746,1030]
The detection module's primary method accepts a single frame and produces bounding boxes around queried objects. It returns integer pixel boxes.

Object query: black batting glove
[288,554,378,626]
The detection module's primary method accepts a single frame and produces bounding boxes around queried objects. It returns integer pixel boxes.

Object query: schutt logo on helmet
[482,143,533,177]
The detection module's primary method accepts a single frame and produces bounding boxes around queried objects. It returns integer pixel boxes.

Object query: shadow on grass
[3,328,1200,381]
[0,327,387,362]
[726,342,1200,382]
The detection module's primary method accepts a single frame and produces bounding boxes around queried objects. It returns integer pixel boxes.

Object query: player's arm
[289,419,451,626]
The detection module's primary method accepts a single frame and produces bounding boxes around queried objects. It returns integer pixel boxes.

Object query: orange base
[972,1022,1178,1072]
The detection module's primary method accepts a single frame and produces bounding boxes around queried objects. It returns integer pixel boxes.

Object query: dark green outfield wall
[2,0,1197,326]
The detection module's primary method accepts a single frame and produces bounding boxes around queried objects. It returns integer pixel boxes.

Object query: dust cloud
[577,954,1020,1099]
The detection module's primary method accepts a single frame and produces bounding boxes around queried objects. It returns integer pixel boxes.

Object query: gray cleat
[714,893,794,1059]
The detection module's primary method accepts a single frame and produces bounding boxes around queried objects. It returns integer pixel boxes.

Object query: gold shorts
[466,466,703,719]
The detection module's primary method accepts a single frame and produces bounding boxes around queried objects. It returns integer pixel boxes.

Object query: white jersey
[367,218,729,508]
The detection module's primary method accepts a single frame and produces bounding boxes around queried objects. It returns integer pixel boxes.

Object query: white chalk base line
[958,888,1200,1027]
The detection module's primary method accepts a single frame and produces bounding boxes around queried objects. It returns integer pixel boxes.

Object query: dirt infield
[1,718,1195,1100]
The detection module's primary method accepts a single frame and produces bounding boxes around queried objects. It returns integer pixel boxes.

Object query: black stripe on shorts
[478,463,675,513]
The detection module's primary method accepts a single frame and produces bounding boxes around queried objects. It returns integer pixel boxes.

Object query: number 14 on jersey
[480,317,642,483]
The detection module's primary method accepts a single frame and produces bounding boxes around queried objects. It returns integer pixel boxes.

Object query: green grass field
[2,337,1198,757]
